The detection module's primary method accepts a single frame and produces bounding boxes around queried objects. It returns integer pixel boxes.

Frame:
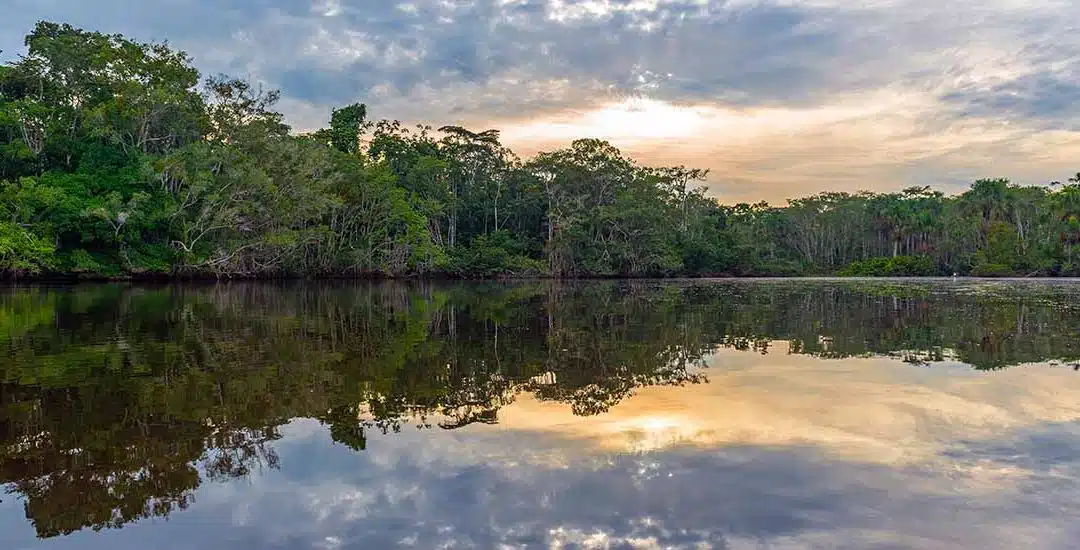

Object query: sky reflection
[5,346,1079,550]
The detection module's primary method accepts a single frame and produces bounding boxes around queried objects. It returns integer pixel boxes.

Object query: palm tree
[962,178,1012,241]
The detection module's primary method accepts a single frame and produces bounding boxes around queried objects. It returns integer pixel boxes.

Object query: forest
[3,21,1080,279]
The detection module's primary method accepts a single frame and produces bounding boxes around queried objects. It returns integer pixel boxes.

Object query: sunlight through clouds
[3,0,1079,202]
[501,97,711,142]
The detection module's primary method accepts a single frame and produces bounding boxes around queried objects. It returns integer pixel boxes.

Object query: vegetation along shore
[3,22,1080,280]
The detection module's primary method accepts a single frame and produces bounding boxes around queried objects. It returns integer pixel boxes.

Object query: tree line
[3,21,1080,279]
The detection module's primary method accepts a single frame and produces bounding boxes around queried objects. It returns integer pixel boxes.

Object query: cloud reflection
[15,347,1079,550]
[499,348,1080,465]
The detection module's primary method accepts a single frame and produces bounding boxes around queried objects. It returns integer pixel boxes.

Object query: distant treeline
[3,22,1080,279]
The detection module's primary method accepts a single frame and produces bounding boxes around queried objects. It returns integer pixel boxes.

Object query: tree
[6,20,1080,280]
[328,102,366,154]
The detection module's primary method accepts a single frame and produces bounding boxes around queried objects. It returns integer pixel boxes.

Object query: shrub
[0,222,56,276]
[450,231,546,278]
[969,262,1015,277]
[838,255,937,277]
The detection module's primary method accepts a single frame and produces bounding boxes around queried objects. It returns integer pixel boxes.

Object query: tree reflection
[1,279,1079,537]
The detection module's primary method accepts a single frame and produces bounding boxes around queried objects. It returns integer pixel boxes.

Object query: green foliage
[0,221,55,275]
[63,248,107,274]
[384,186,447,275]
[839,255,937,277]
[450,230,546,277]
[969,262,1015,277]
[124,242,176,274]
[328,102,366,154]
[4,20,1080,279]
[970,222,1022,276]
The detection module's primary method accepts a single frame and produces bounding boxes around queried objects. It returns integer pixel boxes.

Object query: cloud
[945,66,1080,130]
[40,416,1080,549]
[3,0,1080,201]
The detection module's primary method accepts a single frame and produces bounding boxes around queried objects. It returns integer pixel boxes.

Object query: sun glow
[498,90,906,154]
[508,96,710,143]
[493,348,1080,466]
[619,415,698,452]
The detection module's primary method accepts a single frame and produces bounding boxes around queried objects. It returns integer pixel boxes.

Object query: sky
[3,0,1080,203]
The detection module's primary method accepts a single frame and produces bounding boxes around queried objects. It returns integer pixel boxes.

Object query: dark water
[2,279,1080,549]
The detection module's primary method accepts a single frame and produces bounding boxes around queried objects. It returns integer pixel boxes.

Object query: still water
[2,279,1080,549]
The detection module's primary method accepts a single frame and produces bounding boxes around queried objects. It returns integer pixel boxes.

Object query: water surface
[2,279,1080,549]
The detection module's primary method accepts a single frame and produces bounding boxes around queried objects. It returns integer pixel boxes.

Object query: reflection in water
[1,279,1079,547]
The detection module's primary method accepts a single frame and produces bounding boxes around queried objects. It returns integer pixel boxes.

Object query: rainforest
[3,22,1080,280]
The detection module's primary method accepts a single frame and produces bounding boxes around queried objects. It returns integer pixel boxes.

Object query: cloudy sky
[3,0,1080,202]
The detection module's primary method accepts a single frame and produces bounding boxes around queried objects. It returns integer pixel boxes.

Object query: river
[2,279,1079,549]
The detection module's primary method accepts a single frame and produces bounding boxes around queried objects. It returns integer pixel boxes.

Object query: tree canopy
[4,21,1080,279]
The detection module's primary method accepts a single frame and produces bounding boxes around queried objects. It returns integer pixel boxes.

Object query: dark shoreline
[5,273,1078,284]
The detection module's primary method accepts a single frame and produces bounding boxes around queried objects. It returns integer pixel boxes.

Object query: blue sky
[3,0,1080,202]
